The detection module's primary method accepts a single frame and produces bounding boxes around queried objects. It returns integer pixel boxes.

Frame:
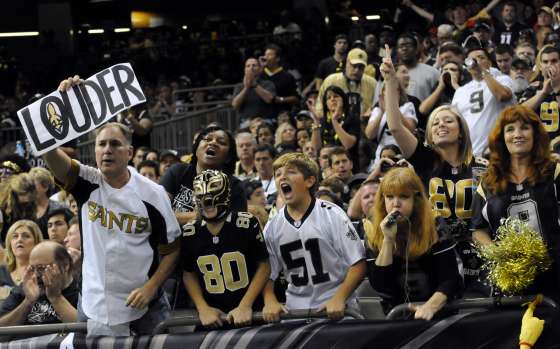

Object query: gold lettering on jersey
[108,210,125,231]
[86,200,149,234]
[540,101,559,133]
[428,178,474,219]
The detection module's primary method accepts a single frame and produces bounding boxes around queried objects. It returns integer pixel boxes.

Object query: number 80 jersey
[181,211,269,312]
[263,199,366,310]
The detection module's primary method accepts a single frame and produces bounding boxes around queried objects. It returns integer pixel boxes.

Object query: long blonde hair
[4,220,43,272]
[366,167,438,259]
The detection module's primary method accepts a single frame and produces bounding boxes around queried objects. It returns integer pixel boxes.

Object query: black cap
[159,149,179,161]
[512,56,531,69]
[473,21,492,32]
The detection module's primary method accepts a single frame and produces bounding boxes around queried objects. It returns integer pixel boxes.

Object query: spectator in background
[0,173,37,243]
[263,44,299,118]
[116,106,152,149]
[149,85,175,120]
[256,123,275,146]
[145,149,159,162]
[0,241,78,326]
[314,34,349,91]
[329,146,354,189]
[494,1,528,46]
[132,146,150,169]
[495,44,514,76]
[232,58,276,124]
[46,208,73,245]
[536,25,553,50]
[522,45,560,151]
[510,56,532,99]
[234,132,257,180]
[296,128,310,151]
[137,159,160,183]
[436,42,465,68]
[364,33,380,79]
[515,42,537,65]
[397,33,439,101]
[536,6,554,31]
[347,178,379,221]
[452,46,515,156]
[274,122,297,153]
[159,149,180,178]
[0,155,30,184]
[243,179,268,209]
[419,60,464,117]
[303,141,318,162]
[318,145,334,179]
[316,48,376,123]
[64,217,81,281]
[311,86,361,166]
[472,21,495,55]
[254,144,277,204]
[29,167,63,239]
[0,220,43,298]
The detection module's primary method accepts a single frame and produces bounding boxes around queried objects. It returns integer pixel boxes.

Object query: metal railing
[78,105,239,165]
[152,308,364,334]
[385,295,558,320]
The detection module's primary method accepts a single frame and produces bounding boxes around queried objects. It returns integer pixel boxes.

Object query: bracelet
[519,341,533,348]
[312,124,321,131]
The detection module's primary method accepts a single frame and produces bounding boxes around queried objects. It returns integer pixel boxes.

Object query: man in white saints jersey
[452,45,515,156]
[262,153,365,321]
[43,76,181,336]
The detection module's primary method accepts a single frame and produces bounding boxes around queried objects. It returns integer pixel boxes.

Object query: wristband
[519,341,533,348]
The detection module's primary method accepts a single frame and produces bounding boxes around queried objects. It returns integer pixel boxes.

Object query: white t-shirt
[66,160,181,326]
[264,199,365,310]
[452,71,515,156]
[368,101,417,163]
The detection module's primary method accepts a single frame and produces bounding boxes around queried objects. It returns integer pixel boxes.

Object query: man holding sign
[36,71,181,336]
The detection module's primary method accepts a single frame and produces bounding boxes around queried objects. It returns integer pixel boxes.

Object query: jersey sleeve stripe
[64,159,81,191]
[159,237,181,255]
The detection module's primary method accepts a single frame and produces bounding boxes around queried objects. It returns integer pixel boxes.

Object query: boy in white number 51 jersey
[262,153,366,321]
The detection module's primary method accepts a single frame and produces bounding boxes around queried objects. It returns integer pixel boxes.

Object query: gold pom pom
[475,218,552,295]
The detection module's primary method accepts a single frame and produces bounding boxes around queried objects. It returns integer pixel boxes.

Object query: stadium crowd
[0,0,559,346]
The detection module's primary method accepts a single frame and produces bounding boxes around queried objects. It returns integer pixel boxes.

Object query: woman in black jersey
[380,47,487,294]
[471,105,560,300]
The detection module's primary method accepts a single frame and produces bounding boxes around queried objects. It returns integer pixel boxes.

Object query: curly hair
[484,105,553,194]
[366,167,438,259]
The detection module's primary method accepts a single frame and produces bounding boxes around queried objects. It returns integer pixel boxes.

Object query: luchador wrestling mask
[193,170,231,221]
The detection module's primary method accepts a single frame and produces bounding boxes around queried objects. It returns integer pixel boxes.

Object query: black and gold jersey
[408,143,488,224]
[181,211,268,312]
[472,164,560,242]
[521,90,560,153]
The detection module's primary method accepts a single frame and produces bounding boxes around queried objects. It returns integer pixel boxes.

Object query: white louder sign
[17,63,146,156]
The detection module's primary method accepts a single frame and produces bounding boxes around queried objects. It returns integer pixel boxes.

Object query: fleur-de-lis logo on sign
[47,102,63,135]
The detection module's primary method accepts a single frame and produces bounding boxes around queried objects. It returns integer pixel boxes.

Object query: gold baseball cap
[347,48,368,66]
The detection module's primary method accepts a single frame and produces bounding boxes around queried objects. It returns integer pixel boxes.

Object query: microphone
[386,211,401,226]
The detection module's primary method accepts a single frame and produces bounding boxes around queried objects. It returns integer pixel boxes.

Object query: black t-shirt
[321,112,361,166]
[181,211,268,312]
[493,22,528,46]
[159,162,247,213]
[264,69,298,116]
[315,56,344,80]
[0,279,79,324]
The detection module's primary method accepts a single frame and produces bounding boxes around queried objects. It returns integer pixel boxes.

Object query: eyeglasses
[29,264,52,274]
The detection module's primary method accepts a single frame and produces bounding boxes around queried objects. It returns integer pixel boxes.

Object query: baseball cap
[512,56,531,70]
[295,110,313,120]
[348,173,369,189]
[160,149,179,161]
[473,21,492,32]
[347,48,368,66]
[539,6,553,15]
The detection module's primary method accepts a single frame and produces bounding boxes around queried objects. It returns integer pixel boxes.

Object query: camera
[464,57,478,70]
